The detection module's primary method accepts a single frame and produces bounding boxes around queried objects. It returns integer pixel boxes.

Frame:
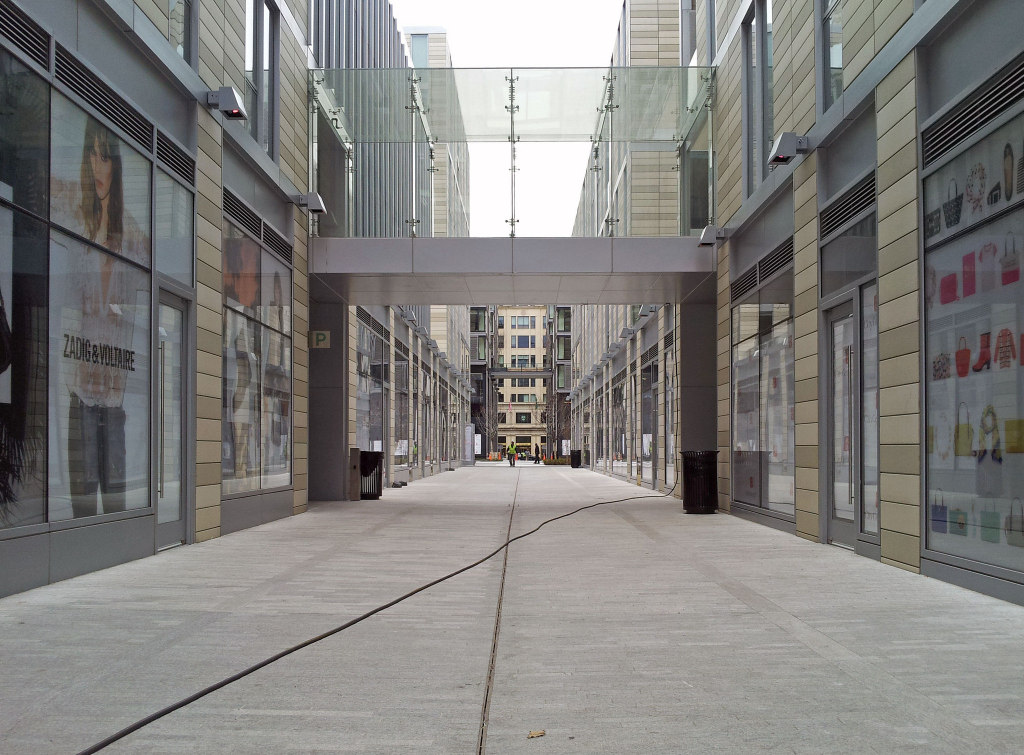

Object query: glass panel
[261,1,273,153]
[158,303,183,524]
[0,208,47,528]
[925,205,1024,571]
[50,92,151,267]
[261,328,290,487]
[169,0,192,61]
[155,170,194,284]
[611,378,627,476]
[49,232,150,519]
[763,319,794,515]
[831,316,855,523]
[732,336,761,505]
[824,3,843,110]
[245,0,257,141]
[394,352,409,467]
[0,48,49,216]
[861,285,879,535]
[223,223,261,318]
[261,251,290,332]
[222,309,260,494]
[356,322,384,453]
[821,212,876,297]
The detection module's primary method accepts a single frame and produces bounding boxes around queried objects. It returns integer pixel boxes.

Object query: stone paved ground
[1,464,1023,753]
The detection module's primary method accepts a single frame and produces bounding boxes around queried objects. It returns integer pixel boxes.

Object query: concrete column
[308,301,350,500]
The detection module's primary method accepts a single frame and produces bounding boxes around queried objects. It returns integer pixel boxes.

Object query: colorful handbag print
[1005,499,1024,548]
[930,490,948,534]
[995,328,1016,369]
[978,241,999,292]
[924,206,941,239]
[962,251,976,297]
[940,273,959,304]
[954,402,973,457]
[980,502,1001,544]
[931,351,951,381]
[949,504,970,536]
[943,178,964,227]
[1002,232,1020,285]
[955,337,971,378]
[1005,418,1024,453]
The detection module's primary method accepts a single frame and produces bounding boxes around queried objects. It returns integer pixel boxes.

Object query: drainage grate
[0,0,49,70]
[55,44,153,151]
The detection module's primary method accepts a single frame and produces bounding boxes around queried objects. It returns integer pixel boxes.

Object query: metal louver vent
[223,190,261,240]
[396,341,409,357]
[922,54,1024,166]
[55,45,153,151]
[156,132,195,185]
[0,0,49,69]
[730,265,758,302]
[641,345,659,367]
[820,173,875,239]
[356,306,385,339]
[262,224,293,263]
[663,331,674,349]
[758,238,794,282]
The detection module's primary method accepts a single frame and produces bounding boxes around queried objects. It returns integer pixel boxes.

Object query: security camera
[294,192,327,214]
[768,132,811,166]
[206,86,248,120]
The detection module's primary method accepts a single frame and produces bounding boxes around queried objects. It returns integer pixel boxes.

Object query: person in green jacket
[508,442,516,466]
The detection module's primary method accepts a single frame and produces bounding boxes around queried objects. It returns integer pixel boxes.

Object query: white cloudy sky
[388,0,626,236]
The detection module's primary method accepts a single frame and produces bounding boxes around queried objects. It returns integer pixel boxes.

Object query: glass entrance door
[156,296,188,548]
[827,302,856,547]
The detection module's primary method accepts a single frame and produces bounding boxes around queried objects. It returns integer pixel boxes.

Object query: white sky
[388,0,626,236]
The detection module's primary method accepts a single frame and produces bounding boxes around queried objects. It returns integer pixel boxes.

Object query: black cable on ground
[78,474,683,754]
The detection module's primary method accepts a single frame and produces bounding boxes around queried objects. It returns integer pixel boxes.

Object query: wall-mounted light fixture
[292,192,327,214]
[206,86,248,120]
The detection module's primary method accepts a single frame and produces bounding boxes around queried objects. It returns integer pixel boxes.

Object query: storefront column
[195,106,224,542]
[716,241,732,511]
[876,54,922,572]
[793,153,820,541]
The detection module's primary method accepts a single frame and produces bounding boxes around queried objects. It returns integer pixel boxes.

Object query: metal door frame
[822,296,859,548]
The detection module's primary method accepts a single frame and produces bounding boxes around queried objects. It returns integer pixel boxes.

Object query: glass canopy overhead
[313,67,712,144]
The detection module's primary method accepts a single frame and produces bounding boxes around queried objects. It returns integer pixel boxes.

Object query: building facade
[495,306,548,458]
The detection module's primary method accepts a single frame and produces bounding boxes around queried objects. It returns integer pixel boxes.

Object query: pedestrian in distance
[534,443,540,464]
[508,442,515,467]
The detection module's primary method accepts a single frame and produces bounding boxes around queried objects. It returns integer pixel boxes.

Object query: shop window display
[732,269,795,516]
[924,111,1024,572]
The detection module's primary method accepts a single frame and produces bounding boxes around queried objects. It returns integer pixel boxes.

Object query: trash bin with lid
[681,450,718,513]
[570,450,582,468]
[359,450,384,500]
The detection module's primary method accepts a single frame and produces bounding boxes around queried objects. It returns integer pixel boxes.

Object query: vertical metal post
[506,73,519,237]
[406,74,420,237]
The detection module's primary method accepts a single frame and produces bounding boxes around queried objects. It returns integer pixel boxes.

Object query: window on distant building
[744,0,774,194]
[244,0,278,155]
[823,0,842,110]
[516,412,531,424]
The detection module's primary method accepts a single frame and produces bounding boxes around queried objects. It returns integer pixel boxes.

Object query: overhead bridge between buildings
[310,236,716,305]
[488,368,552,379]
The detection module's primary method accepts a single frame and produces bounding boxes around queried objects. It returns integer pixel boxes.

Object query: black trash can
[681,450,718,514]
[359,451,384,500]
[570,449,582,468]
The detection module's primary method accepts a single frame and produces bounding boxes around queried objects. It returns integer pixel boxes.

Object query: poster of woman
[48,93,151,519]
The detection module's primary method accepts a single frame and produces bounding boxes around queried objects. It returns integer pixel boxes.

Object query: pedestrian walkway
[1,466,1023,754]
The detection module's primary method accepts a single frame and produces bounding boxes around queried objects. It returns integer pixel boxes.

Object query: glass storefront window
[0,48,49,217]
[261,328,290,487]
[394,348,409,467]
[0,207,48,528]
[50,231,151,519]
[861,284,879,535]
[923,110,1024,572]
[732,268,795,515]
[223,308,261,493]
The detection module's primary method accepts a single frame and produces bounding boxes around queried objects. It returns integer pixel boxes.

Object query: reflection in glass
[831,316,855,523]
[821,213,876,298]
[394,350,409,467]
[261,328,291,487]
[0,48,49,216]
[155,170,194,284]
[158,303,183,524]
[223,223,261,318]
[261,252,290,332]
[732,335,760,506]
[824,1,843,110]
[0,208,47,528]
[223,309,260,493]
[49,232,150,519]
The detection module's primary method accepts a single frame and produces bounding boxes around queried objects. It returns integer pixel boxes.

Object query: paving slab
[0,465,1022,754]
